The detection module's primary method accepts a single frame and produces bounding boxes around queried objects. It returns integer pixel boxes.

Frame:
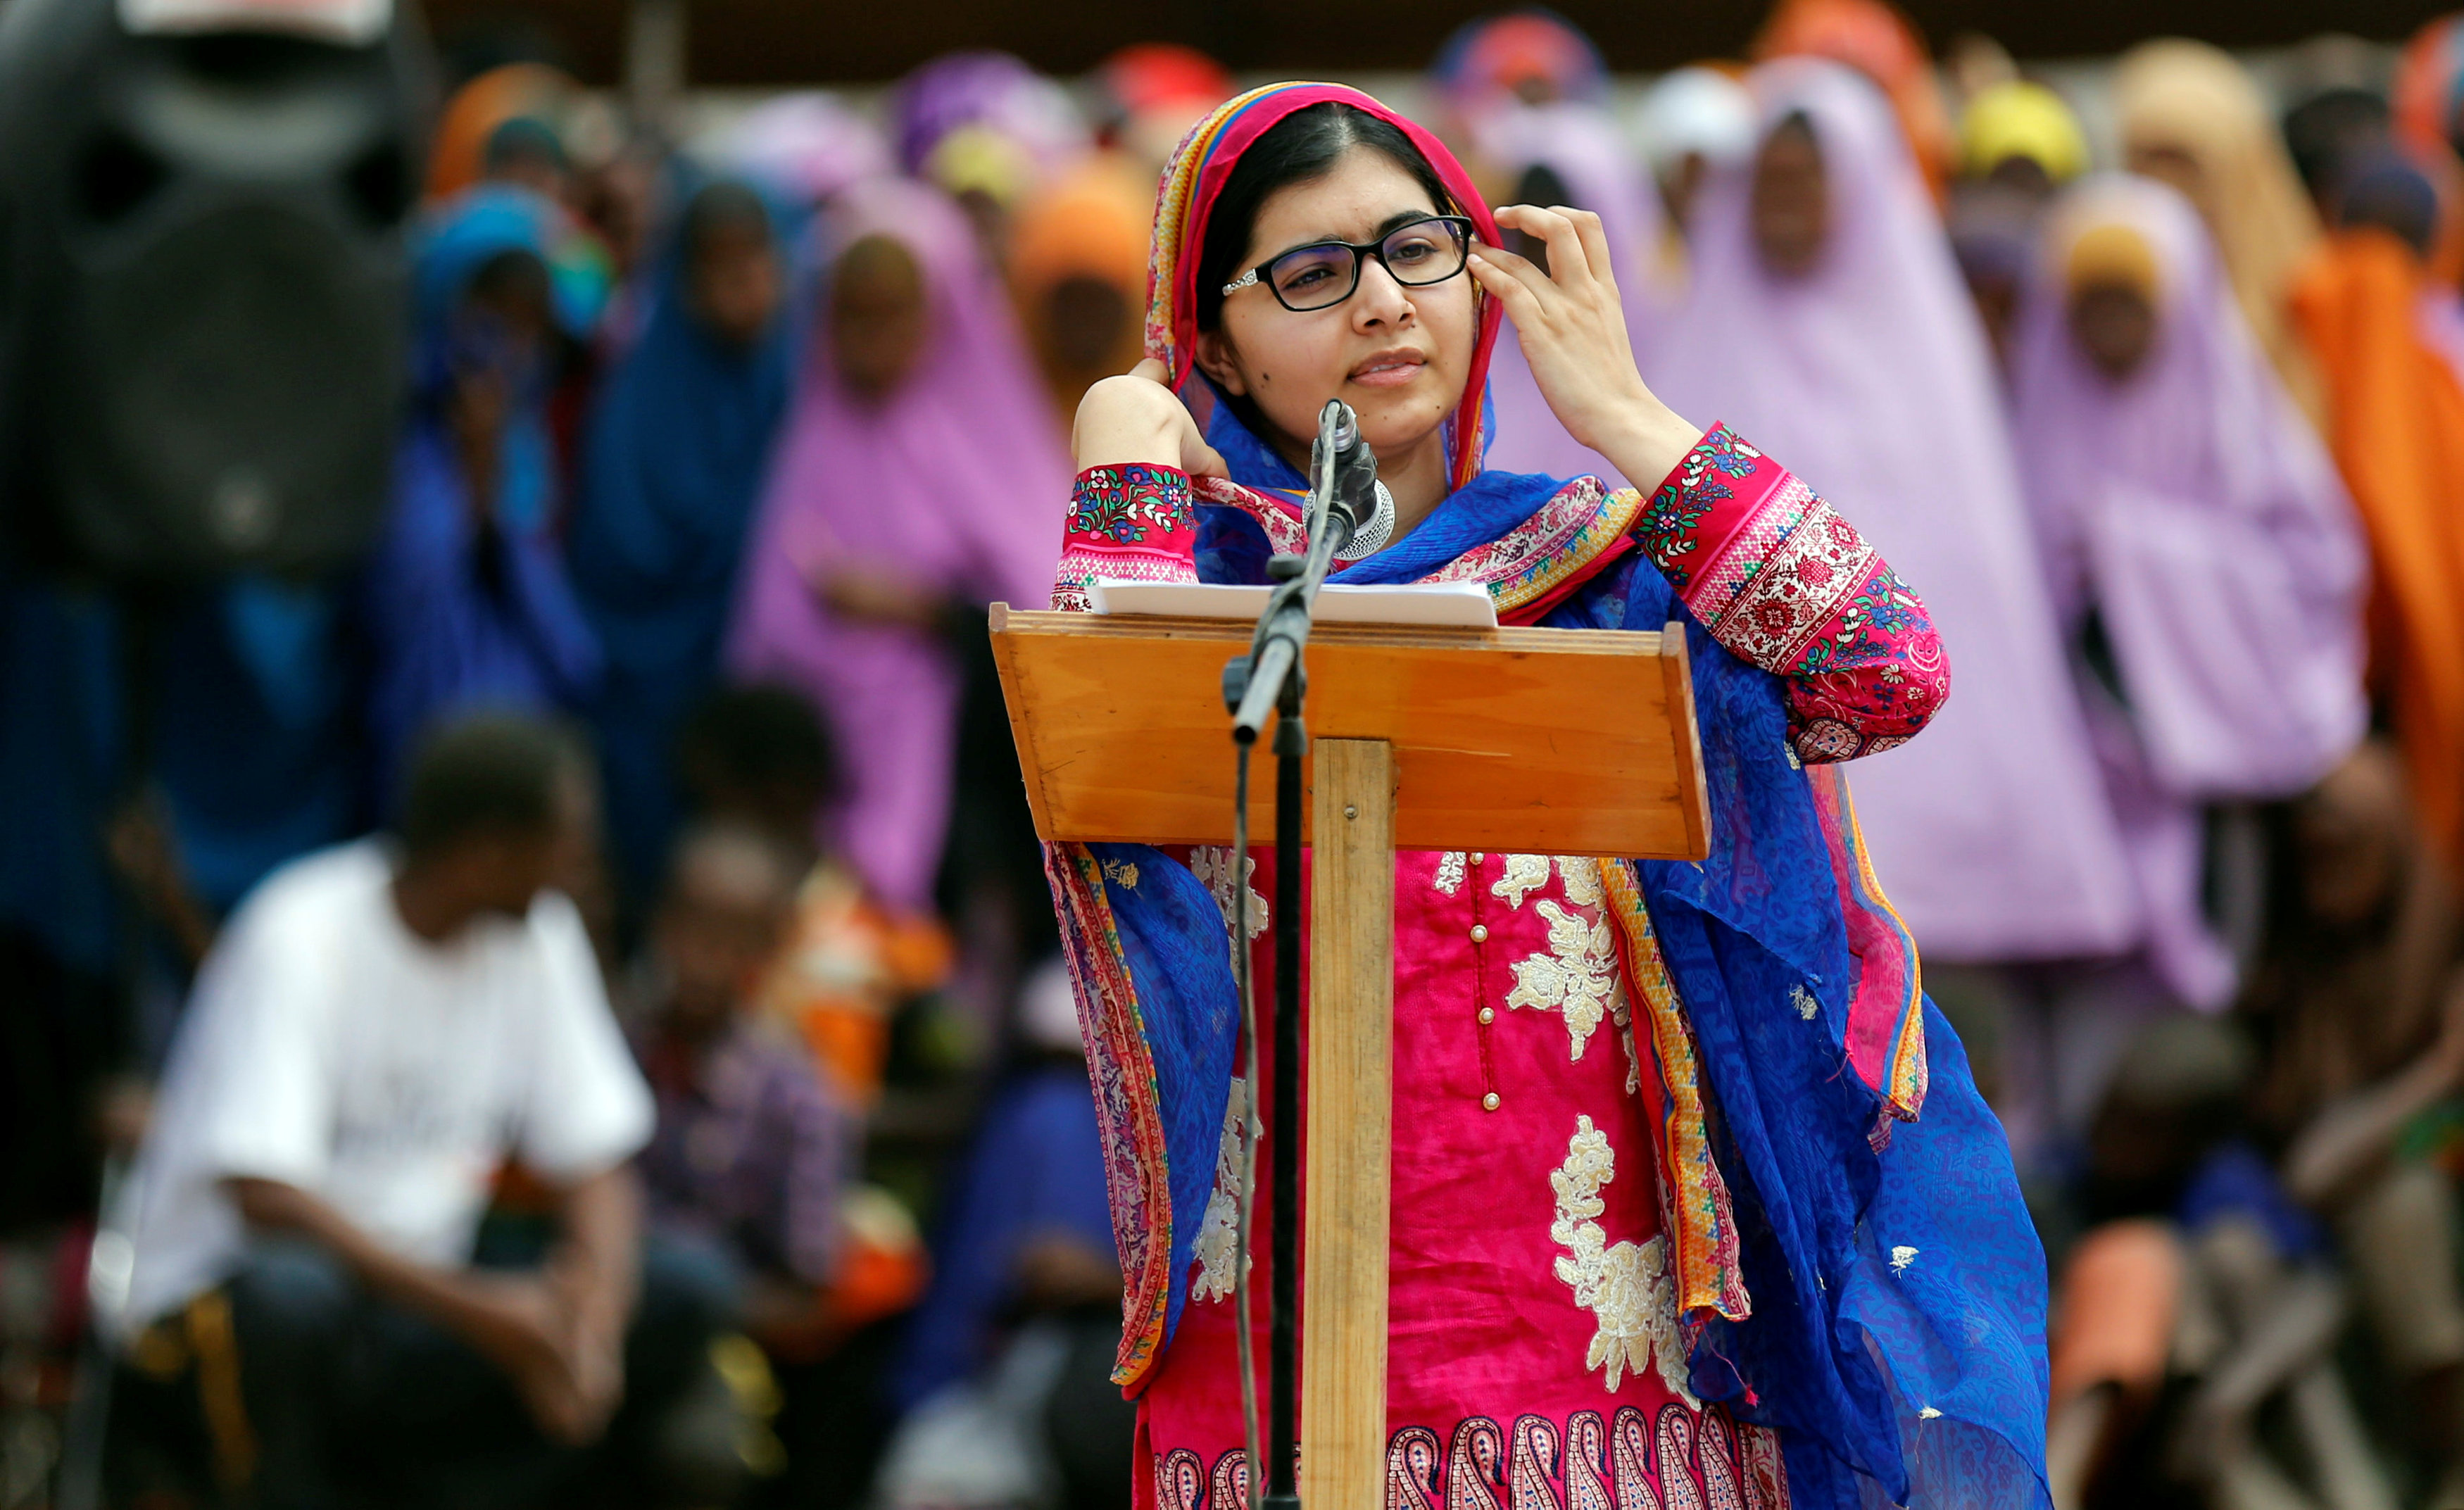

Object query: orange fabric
[758,860,953,1106]
[1006,154,1155,416]
[2396,14,2464,161]
[2049,1220,2183,1404]
[1098,43,1233,122]
[760,1190,934,1365]
[828,1233,929,1330]
[2294,229,2464,872]
[425,63,578,204]
[1752,0,1953,200]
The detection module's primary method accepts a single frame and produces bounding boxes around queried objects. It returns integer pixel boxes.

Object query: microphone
[1324,405,1373,535]
[1231,399,1374,743]
[1314,402,1388,558]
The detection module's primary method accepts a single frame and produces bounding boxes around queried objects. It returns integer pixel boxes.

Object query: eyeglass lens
[1264,218,1469,312]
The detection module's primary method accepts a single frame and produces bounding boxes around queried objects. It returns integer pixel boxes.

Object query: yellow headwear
[1961,80,2089,183]
[2063,222,2161,301]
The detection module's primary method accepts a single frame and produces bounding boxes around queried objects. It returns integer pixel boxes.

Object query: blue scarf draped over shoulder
[1060,401,2049,1510]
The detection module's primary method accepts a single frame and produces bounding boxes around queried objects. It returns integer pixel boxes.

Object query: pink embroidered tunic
[1050,427,1946,1510]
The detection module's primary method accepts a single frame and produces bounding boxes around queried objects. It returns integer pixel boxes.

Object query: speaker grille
[65,197,401,574]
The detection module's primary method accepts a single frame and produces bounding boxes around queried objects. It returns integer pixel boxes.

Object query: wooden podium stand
[990,604,1711,1510]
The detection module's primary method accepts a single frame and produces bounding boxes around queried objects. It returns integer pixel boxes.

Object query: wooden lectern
[990,603,1711,1510]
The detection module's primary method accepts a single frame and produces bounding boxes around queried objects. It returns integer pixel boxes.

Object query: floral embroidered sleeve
[1633,423,1948,763]
[1051,463,1201,612]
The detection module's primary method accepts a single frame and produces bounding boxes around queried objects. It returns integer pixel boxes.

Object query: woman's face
[1750,117,1828,279]
[830,234,929,401]
[1041,274,1133,375]
[689,217,784,351]
[2068,279,2158,383]
[2126,141,2208,218]
[448,251,553,449]
[2297,745,2408,929]
[1196,145,1476,465]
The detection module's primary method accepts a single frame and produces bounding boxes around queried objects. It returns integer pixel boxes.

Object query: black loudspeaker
[0,0,429,581]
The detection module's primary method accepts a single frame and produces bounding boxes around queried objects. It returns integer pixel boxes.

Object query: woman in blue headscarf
[570,179,796,905]
[361,185,601,795]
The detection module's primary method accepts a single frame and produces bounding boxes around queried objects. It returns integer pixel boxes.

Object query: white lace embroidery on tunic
[1557,857,1604,907]
[1188,846,1267,968]
[1190,1077,1252,1302]
[1507,901,1628,1063]
[1433,851,1468,896]
[1550,1115,1697,1400]
[1492,853,1554,909]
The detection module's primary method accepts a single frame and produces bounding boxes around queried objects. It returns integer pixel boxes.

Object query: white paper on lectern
[1087,579,1499,629]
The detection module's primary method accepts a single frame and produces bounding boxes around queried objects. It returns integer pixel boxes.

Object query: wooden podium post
[991,605,1709,1510]
[1304,738,1395,1510]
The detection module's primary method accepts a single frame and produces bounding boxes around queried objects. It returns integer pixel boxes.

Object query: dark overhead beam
[417,0,2451,87]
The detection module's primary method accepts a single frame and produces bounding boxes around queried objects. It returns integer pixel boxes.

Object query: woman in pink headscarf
[1465,100,1670,484]
[1649,59,2132,972]
[729,179,1071,910]
[2009,175,2366,1011]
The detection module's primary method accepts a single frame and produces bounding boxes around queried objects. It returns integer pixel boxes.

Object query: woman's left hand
[1467,206,1700,486]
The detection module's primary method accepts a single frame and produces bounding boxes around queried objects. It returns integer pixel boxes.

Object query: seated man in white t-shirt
[106,713,723,1506]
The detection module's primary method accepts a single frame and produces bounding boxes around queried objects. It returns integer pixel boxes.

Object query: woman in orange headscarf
[1004,155,1155,422]
[425,62,581,204]
[1752,0,1954,199]
[2293,216,2464,873]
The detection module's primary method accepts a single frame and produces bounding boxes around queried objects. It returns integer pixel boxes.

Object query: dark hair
[1193,102,1457,336]
[399,712,585,857]
[1504,163,1573,272]
[465,246,551,313]
[2280,87,2390,202]
[677,684,841,809]
[484,115,569,175]
[2337,152,2438,258]
[1767,109,1818,151]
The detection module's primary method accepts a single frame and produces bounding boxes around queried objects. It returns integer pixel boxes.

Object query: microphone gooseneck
[1324,405,1382,554]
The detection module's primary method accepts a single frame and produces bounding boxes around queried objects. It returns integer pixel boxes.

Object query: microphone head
[1326,401,1360,457]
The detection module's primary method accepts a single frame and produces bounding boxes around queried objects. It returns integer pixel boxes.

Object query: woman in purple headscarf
[893,53,1092,258]
[1648,59,2132,971]
[1465,99,1669,484]
[728,178,1072,912]
[2009,174,2366,1009]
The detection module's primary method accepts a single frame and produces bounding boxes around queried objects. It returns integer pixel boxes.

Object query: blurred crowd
[5,2,2464,1507]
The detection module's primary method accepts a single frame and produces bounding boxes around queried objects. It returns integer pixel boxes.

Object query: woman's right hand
[1071,358,1227,478]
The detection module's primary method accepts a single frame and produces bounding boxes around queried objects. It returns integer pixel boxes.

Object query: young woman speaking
[1046,83,2047,1510]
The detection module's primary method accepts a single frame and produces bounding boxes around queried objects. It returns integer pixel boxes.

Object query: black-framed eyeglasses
[1221,215,1476,313]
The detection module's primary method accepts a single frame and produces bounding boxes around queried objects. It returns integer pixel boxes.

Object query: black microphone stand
[1222,399,1357,1510]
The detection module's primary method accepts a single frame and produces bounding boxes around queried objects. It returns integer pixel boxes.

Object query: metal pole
[1266,674,1305,1510]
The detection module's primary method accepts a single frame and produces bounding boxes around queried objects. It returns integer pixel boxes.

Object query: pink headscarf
[1649,59,2133,964]
[729,178,1072,908]
[2011,174,2365,1006]
[1146,82,1504,493]
[1467,100,1668,484]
